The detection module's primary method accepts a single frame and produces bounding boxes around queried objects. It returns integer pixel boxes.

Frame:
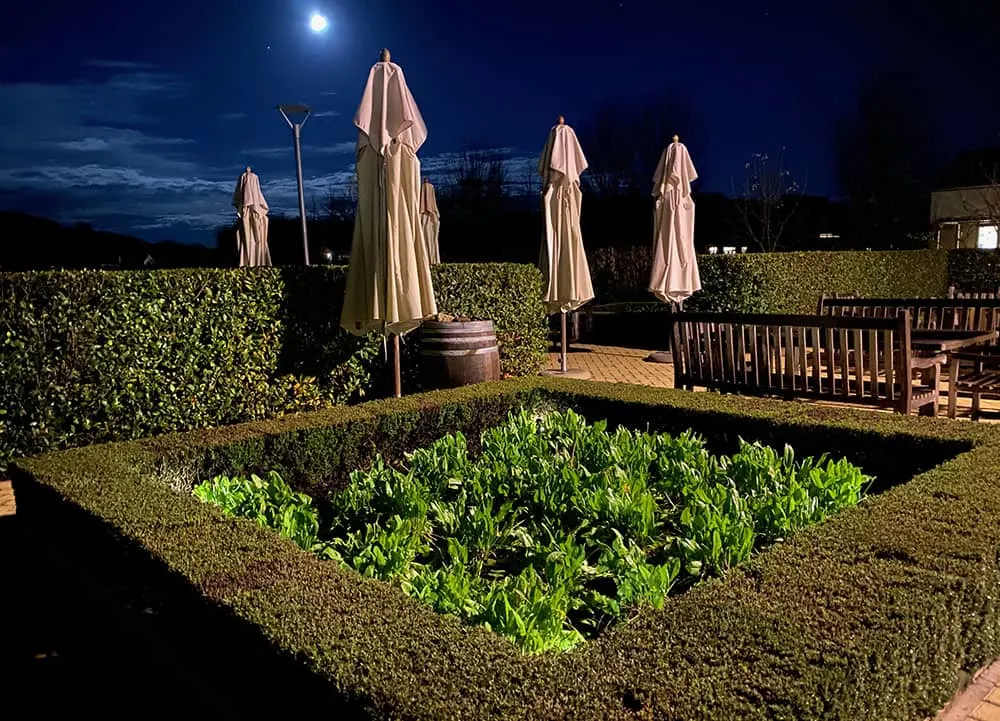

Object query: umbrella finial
[380,48,391,63]
[557,115,565,125]
[672,134,680,144]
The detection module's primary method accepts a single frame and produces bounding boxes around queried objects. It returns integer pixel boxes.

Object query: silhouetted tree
[0,211,215,270]
[733,148,805,252]
[834,71,938,248]
[326,176,358,222]
[575,93,704,198]
[569,93,706,250]
[447,145,508,204]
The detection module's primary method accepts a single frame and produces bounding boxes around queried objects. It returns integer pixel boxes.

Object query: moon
[309,12,328,32]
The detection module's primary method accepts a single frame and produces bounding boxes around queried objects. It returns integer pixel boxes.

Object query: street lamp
[277,104,312,265]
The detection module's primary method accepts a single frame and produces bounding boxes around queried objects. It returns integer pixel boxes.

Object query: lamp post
[277,104,312,265]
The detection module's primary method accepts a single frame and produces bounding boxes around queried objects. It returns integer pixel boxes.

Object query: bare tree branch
[575,93,704,198]
[732,148,804,252]
[447,145,508,202]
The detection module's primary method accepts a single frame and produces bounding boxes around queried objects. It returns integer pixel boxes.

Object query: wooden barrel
[420,320,501,390]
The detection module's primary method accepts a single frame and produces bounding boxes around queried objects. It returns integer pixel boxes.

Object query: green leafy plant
[194,409,871,654]
[193,470,320,551]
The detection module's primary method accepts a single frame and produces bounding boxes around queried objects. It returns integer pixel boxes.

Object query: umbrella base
[645,351,673,364]
[540,368,592,380]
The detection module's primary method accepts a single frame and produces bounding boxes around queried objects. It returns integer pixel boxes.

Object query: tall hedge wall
[0,263,546,469]
[948,249,1000,293]
[590,247,952,312]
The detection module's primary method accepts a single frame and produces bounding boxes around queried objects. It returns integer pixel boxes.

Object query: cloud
[53,129,195,153]
[0,66,538,243]
[86,59,158,71]
[311,110,340,118]
[319,91,338,96]
[242,141,357,158]
[0,67,236,236]
[218,111,248,121]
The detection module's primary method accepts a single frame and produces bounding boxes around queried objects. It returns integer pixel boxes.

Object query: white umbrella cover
[420,178,441,265]
[649,140,700,304]
[538,120,594,314]
[340,51,437,338]
[232,167,272,267]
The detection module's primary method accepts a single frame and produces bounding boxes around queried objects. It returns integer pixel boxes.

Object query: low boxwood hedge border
[11,378,1000,720]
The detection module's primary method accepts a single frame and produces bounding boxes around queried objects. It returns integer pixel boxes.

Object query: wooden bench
[947,351,1000,419]
[669,311,941,415]
[818,295,1000,339]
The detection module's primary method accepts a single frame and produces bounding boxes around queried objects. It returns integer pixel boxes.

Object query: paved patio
[544,343,674,387]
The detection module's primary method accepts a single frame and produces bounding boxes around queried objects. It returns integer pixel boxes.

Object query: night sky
[0,0,997,245]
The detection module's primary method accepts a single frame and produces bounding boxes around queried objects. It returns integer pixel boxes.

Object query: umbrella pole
[645,300,680,364]
[393,334,402,398]
[540,309,591,380]
[560,311,568,372]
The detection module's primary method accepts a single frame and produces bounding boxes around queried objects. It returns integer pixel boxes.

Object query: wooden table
[910,329,999,353]
[910,330,997,416]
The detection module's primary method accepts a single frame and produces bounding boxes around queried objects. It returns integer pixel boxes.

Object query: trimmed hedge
[590,247,951,312]
[11,378,1000,720]
[0,263,546,469]
[948,249,1000,293]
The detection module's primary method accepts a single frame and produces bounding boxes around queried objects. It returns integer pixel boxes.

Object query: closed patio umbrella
[232,167,272,267]
[340,48,437,397]
[647,135,700,363]
[420,177,441,264]
[537,116,594,379]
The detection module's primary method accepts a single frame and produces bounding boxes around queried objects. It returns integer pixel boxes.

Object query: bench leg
[918,365,940,417]
[947,356,959,419]
[973,392,982,421]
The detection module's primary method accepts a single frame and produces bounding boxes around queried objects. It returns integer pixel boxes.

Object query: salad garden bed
[194,409,870,653]
[10,378,1000,721]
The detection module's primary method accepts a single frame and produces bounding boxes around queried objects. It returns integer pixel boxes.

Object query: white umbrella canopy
[649,137,700,304]
[537,117,595,314]
[420,178,441,265]
[537,117,594,378]
[232,167,272,267]
[340,49,437,339]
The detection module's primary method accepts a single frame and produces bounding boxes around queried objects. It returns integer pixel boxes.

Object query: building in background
[931,148,1000,250]
[930,184,1000,249]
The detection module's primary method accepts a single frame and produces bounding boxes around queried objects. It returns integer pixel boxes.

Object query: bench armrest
[911,353,945,369]
[951,351,1000,363]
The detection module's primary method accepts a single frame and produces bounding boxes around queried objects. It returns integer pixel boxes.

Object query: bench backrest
[669,311,914,411]
[818,295,1000,335]
[948,286,1000,300]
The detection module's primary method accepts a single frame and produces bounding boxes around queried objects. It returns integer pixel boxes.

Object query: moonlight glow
[309,12,328,32]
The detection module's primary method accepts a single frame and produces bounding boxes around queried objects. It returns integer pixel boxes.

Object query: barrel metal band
[421,348,499,357]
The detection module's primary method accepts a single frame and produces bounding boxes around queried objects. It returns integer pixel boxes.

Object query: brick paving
[1,480,14,517]
[545,343,674,387]
[1,343,998,718]
[935,660,1000,721]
